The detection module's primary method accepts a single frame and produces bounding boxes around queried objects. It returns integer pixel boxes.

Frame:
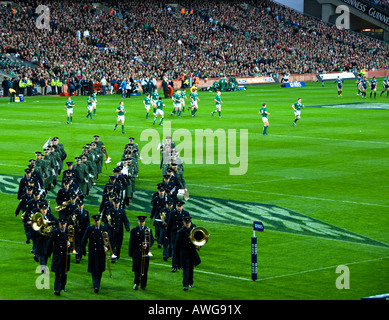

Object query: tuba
[32,212,54,236]
[190,227,210,249]
[32,212,43,232]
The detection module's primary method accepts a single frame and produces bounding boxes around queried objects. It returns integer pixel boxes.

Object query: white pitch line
[0,238,250,281]
[0,118,151,130]
[185,183,389,208]
[1,239,387,283]
[223,177,303,188]
[256,256,389,282]
[270,134,389,145]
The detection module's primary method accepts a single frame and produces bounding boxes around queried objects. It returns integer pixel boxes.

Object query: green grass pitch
[0,79,388,301]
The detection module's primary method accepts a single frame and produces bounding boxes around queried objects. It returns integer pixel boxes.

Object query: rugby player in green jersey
[64,97,75,124]
[190,89,200,117]
[151,88,159,115]
[259,103,270,135]
[114,101,126,134]
[211,91,223,118]
[143,93,151,119]
[292,98,304,127]
[171,90,182,117]
[153,97,165,126]
[92,91,98,116]
[86,95,94,120]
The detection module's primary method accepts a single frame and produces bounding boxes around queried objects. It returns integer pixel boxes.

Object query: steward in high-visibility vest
[51,78,57,95]
[56,79,62,94]
[19,79,27,95]
[26,78,33,96]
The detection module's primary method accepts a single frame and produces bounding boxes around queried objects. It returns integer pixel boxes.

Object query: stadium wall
[152,69,389,90]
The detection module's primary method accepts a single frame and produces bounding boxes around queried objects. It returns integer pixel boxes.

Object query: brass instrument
[32,212,54,236]
[102,146,111,164]
[190,227,210,249]
[141,227,152,276]
[106,213,112,227]
[160,212,167,226]
[102,231,116,278]
[56,200,70,212]
[65,225,77,275]
[71,213,78,227]
[67,225,78,255]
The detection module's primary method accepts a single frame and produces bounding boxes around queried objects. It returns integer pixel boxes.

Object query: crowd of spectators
[0,0,388,94]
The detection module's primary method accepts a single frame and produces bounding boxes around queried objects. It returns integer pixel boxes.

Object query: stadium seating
[0,0,388,94]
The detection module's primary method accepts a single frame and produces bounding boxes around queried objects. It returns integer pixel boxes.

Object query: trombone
[102,231,117,278]
[141,227,152,276]
[65,225,78,275]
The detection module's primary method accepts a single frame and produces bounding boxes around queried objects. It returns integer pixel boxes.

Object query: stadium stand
[0,0,388,96]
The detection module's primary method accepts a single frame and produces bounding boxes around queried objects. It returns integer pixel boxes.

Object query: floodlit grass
[0,79,388,301]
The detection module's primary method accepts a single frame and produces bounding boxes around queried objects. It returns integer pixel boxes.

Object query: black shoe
[141,286,146,290]
[172,267,177,272]
[54,291,60,296]
[183,286,188,291]
[189,284,194,288]
[94,288,99,293]
[133,284,138,290]
[26,240,30,244]
[163,257,167,261]
[158,244,162,249]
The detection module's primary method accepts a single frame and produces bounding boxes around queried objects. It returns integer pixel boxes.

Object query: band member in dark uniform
[150,184,169,245]
[72,199,90,263]
[166,201,188,272]
[81,214,110,293]
[47,218,70,296]
[157,199,174,261]
[128,216,154,290]
[105,198,130,261]
[34,202,58,272]
[175,215,202,291]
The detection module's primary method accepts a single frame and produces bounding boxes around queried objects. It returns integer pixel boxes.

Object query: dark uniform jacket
[81,224,109,273]
[128,226,154,273]
[166,209,188,236]
[175,223,201,268]
[105,207,130,247]
[47,228,70,273]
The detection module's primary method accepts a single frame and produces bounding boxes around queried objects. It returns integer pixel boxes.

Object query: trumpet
[190,227,210,249]
[102,231,116,278]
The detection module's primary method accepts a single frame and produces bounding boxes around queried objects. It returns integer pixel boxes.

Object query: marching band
[14,135,208,295]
